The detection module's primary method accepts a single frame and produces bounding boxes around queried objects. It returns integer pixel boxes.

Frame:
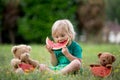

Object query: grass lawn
[0,43,120,80]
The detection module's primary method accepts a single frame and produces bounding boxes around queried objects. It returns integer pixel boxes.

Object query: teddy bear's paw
[90,64,100,67]
[11,58,21,67]
[106,64,112,69]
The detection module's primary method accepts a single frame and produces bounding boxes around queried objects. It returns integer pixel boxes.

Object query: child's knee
[73,59,81,69]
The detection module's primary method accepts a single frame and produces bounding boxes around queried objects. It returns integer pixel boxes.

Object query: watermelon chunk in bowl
[46,37,69,50]
[90,64,112,78]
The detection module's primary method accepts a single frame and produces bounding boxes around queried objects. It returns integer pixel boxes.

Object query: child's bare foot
[39,64,55,74]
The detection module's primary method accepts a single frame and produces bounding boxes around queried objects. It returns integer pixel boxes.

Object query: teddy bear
[89,52,116,77]
[11,44,40,73]
[90,52,116,68]
[97,52,116,68]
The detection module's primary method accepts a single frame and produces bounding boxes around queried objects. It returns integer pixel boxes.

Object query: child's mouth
[59,39,68,44]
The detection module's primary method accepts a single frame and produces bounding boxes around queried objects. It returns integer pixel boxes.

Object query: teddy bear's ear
[112,55,116,62]
[27,46,31,51]
[98,53,102,58]
[11,46,18,54]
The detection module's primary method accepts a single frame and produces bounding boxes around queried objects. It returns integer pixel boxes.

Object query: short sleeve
[73,44,82,59]
[68,41,82,59]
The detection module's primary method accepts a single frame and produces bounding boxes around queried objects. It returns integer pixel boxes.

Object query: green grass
[0,43,120,80]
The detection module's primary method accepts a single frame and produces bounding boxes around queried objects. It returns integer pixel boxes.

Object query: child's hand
[62,47,69,55]
[46,45,54,54]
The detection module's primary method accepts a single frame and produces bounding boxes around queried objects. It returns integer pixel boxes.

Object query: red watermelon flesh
[46,37,69,50]
[19,63,34,72]
[90,65,112,77]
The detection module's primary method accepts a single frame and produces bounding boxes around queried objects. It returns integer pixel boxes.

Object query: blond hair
[52,19,76,40]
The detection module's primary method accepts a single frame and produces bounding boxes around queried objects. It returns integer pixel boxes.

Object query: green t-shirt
[50,41,82,70]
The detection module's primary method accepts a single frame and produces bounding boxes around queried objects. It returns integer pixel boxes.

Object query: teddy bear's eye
[103,60,106,62]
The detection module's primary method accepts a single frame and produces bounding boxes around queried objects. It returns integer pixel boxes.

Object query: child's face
[52,29,69,43]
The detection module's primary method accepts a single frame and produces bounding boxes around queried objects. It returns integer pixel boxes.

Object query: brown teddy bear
[90,52,116,77]
[90,52,116,68]
[98,52,116,68]
[11,44,40,73]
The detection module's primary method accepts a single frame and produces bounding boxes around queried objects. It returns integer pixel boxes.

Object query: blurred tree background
[105,0,120,23]
[0,0,120,44]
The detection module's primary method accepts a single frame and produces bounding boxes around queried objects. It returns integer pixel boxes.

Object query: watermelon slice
[46,37,69,50]
[19,63,35,73]
[90,64,112,78]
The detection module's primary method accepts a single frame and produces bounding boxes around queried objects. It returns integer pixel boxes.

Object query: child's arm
[50,53,58,66]
[62,47,81,62]
[46,45,58,66]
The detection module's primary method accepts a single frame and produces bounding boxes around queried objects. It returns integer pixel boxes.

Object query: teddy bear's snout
[24,53,30,57]
[100,60,107,66]
[20,53,30,59]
